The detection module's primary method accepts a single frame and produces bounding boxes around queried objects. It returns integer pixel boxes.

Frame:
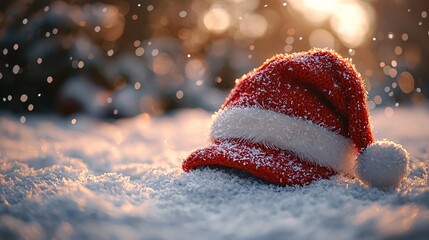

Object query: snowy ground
[1,106,429,240]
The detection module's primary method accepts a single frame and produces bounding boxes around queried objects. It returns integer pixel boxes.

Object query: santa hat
[183,48,409,188]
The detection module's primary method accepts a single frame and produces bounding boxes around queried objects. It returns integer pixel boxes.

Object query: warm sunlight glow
[330,2,373,48]
[289,0,341,24]
[203,5,231,34]
[289,0,374,48]
[239,13,268,38]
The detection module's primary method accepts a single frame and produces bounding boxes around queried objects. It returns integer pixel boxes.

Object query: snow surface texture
[1,107,429,240]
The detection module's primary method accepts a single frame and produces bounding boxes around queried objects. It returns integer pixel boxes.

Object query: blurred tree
[0,0,427,118]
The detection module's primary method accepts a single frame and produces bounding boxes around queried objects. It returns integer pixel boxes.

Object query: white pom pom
[356,140,409,189]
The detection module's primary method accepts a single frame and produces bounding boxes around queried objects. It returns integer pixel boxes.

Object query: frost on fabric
[210,107,357,175]
[0,107,429,239]
[184,138,334,185]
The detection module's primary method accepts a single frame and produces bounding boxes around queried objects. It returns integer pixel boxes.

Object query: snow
[1,106,429,240]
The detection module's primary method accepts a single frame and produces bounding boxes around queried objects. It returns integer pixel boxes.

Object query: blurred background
[0,0,427,119]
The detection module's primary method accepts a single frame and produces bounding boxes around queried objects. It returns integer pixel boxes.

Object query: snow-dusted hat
[183,48,409,188]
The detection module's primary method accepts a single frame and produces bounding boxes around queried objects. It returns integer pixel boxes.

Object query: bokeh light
[239,13,268,38]
[398,71,415,94]
[203,5,231,34]
[0,0,427,118]
[289,0,374,48]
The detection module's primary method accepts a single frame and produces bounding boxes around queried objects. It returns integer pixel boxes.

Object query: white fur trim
[211,107,357,175]
[356,140,409,189]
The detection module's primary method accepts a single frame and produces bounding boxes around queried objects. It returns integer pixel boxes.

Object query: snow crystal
[0,107,428,239]
[12,65,20,74]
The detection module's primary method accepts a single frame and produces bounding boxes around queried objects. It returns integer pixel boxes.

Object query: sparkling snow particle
[71,118,77,125]
[28,104,34,111]
[151,49,159,56]
[78,61,85,69]
[13,44,19,50]
[22,18,28,25]
[284,45,293,53]
[107,50,114,56]
[20,94,28,103]
[47,76,53,83]
[44,6,49,12]
[388,68,397,78]
[176,90,184,99]
[7,95,12,101]
[94,26,101,32]
[52,28,58,34]
[422,11,427,18]
[135,47,145,56]
[147,5,154,12]
[20,116,26,124]
[395,46,403,55]
[12,65,20,74]
[134,82,141,90]
[384,87,390,93]
[37,58,43,64]
[3,49,8,55]
[374,95,382,105]
[179,11,187,18]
